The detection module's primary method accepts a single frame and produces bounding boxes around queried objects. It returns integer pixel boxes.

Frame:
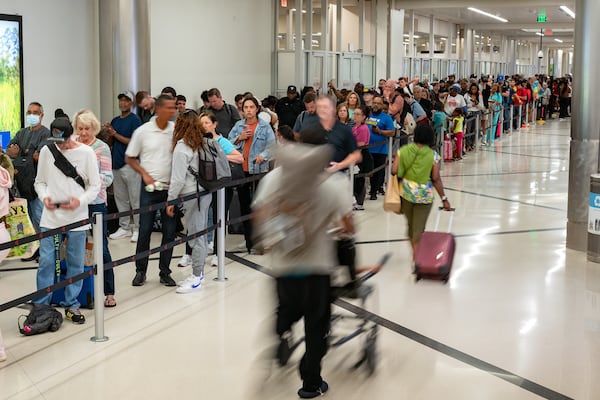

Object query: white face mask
[26,114,40,127]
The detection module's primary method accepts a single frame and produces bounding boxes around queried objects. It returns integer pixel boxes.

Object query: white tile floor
[1,119,598,400]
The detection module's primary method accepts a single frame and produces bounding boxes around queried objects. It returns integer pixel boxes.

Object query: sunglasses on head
[183,109,199,116]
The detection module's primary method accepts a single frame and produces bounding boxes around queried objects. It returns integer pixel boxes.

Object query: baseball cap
[450,84,460,91]
[49,117,74,143]
[287,85,297,93]
[118,90,135,101]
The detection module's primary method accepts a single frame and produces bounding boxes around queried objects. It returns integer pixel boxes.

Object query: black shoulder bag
[47,144,86,189]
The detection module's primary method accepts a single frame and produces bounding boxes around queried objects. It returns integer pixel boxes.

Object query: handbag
[229,161,245,181]
[385,147,420,214]
[383,175,402,214]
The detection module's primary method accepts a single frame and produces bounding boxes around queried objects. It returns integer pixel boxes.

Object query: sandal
[104,296,117,308]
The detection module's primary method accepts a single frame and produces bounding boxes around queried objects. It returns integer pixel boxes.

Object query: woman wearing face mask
[74,109,116,307]
[198,111,243,266]
[228,96,276,254]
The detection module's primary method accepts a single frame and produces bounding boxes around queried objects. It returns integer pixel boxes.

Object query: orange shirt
[242,120,258,172]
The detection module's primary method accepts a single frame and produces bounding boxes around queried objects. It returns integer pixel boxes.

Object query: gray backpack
[188,138,232,200]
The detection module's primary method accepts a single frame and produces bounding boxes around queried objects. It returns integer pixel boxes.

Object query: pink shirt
[352,124,370,146]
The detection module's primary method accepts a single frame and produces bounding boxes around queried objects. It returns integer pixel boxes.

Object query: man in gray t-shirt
[205,87,240,138]
[7,101,51,239]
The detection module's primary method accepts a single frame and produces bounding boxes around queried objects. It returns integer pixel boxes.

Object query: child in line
[449,108,465,161]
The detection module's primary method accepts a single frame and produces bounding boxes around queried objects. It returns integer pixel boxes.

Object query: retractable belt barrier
[1,137,401,314]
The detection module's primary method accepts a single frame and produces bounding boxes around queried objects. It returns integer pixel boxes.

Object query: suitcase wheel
[415,275,421,283]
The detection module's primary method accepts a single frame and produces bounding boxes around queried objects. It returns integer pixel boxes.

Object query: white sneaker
[109,228,132,240]
[176,274,203,293]
[130,231,139,242]
[207,241,214,253]
[210,255,218,267]
[178,254,192,268]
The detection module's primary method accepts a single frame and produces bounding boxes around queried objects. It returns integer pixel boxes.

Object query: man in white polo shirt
[126,95,177,286]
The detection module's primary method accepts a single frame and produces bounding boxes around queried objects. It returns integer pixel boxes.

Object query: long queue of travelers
[0,73,571,362]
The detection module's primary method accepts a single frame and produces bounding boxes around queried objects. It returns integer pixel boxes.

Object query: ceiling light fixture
[535,32,544,37]
[467,7,509,23]
[559,5,575,19]
[554,38,564,43]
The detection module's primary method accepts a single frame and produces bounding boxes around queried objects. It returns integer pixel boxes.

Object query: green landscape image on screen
[0,19,21,137]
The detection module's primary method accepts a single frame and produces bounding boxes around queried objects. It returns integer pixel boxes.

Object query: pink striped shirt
[89,139,113,204]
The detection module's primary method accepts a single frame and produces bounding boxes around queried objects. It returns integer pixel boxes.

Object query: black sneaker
[377,188,385,195]
[276,333,292,366]
[159,274,176,287]
[369,194,377,201]
[65,308,86,324]
[132,271,146,286]
[298,381,329,399]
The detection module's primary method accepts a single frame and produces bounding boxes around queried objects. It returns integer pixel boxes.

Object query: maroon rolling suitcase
[414,207,455,283]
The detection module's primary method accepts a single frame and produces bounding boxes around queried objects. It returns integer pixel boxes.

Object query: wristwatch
[441,195,448,202]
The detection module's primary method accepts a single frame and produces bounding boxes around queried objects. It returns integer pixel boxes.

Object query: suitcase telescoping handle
[434,206,456,233]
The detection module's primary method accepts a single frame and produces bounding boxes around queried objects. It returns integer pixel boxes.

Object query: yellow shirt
[452,116,464,133]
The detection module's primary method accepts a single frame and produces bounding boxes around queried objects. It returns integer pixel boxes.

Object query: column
[99,0,150,122]
[567,0,600,252]
[294,0,304,86]
[465,27,473,77]
[389,8,405,79]
[375,0,389,80]
[508,39,516,75]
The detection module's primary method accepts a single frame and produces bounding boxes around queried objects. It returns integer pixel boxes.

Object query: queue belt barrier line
[0,137,401,313]
[0,224,217,312]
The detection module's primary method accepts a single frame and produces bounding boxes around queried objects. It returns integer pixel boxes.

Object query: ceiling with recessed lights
[394,1,576,47]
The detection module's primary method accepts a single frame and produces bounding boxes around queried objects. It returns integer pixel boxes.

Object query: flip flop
[104,296,117,308]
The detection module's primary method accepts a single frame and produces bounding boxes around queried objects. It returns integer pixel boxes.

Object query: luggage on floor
[414,207,455,283]
[51,261,95,309]
[443,135,453,161]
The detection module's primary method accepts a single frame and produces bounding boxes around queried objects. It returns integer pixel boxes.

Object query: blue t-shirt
[111,113,142,169]
[367,111,395,154]
[216,135,235,155]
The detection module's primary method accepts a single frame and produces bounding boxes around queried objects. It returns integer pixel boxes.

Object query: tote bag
[383,175,402,214]
[6,198,38,259]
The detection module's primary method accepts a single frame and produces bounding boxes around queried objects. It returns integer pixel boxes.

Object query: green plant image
[0,20,21,137]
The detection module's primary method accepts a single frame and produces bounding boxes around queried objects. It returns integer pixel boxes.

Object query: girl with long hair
[166,109,215,293]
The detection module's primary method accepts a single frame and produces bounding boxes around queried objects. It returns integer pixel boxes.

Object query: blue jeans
[33,229,87,308]
[88,203,115,296]
[135,184,176,276]
[28,197,43,232]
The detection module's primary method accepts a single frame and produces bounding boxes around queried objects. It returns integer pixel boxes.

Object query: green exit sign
[537,14,547,23]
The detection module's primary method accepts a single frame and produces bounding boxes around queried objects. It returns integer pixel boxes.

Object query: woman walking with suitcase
[392,124,452,258]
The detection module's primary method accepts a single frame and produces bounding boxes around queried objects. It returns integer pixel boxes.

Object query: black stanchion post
[215,187,227,282]
[386,136,393,183]
[91,212,108,342]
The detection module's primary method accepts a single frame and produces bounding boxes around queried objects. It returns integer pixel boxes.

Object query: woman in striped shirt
[74,109,116,308]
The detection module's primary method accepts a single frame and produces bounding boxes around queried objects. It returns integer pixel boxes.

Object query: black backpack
[18,303,63,336]
[187,138,232,202]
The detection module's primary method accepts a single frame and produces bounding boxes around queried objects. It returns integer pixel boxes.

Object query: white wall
[0,0,99,128]
[149,0,273,108]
